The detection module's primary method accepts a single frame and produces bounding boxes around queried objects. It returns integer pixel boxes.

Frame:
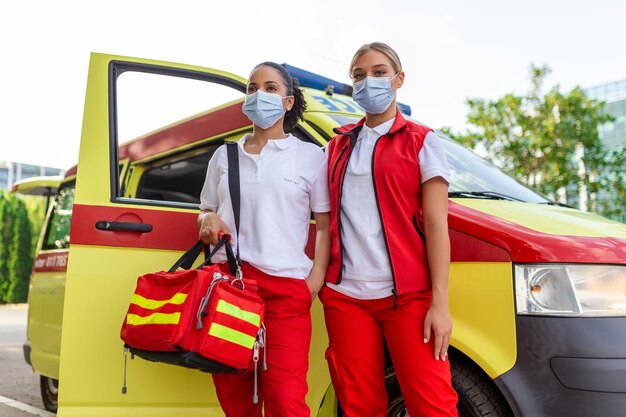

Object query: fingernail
[423,338,428,343]
[443,355,447,362]
[435,355,439,361]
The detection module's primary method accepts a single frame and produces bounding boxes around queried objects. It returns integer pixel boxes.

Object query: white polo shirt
[327,118,450,299]
[199,134,330,279]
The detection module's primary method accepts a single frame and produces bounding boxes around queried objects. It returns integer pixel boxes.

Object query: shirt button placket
[246,155,261,184]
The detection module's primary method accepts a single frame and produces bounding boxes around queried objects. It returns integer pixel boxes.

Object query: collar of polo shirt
[360,118,395,139]
[238,133,298,150]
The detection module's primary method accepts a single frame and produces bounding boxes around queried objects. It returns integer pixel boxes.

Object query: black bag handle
[168,236,237,274]
[226,142,242,273]
[197,235,238,275]
[168,240,206,272]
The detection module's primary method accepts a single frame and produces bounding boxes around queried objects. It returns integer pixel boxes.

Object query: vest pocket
[412,214,426,246]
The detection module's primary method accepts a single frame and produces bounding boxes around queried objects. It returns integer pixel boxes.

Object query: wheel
[451,360,513,417]
[40,376,58,413]
[384,368,409,417]
[384,361,513,417]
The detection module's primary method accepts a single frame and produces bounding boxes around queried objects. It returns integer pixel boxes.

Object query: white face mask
[352,73,399,114]
[242,90,288,129]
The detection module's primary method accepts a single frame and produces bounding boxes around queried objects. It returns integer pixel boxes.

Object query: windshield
[325,114,549,204]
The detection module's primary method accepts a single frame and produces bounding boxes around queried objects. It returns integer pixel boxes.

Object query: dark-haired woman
[321,43,459,416]
[197,62,330,417]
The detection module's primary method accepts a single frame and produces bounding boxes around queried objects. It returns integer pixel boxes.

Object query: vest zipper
[336,133,358,284]
[370,136,398,307]
[331,144,349,183]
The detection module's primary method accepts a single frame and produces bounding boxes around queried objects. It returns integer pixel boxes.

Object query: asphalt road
[0,304,55,417]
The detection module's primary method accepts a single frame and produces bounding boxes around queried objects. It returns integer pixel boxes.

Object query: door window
[110,62,247,207]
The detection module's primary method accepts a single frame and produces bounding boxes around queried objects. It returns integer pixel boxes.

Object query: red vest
[326,111,432,296]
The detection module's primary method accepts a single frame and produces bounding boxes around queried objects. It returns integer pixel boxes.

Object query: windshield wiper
[538,201,573,208]
[448,191,524,202]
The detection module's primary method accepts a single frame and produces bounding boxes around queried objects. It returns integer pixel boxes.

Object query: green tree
[7,197,32,303]
[598,147,626,220]
[0,191,15,303]
[0,192,14,303]
[448,64,614,212]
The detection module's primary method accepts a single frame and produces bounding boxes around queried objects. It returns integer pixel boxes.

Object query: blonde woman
[321,43,459,416]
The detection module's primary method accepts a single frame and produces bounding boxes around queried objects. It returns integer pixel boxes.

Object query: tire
[384,361,513,417]
[40,376,58,413]
[451,360,513,417]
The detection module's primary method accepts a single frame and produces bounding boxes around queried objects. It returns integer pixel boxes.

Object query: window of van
[136,148,218,204]
[41,184,75,250]
[111,64,246,207]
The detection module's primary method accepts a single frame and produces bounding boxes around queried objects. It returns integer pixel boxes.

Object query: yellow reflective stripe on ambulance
[126,312,181,325]
[208,323,256,349]
[131,293,187,310]
[215,299,261,327]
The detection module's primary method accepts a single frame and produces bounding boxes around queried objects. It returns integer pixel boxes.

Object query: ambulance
[12,174,69,412]
[19,53,626,417]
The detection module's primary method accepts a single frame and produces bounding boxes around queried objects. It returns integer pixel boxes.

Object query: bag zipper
[252,325,267,404]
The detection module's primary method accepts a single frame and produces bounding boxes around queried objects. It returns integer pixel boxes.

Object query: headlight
[515,264,626,316]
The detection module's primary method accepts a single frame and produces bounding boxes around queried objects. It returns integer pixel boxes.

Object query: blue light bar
[281,63,411,116]
[281,63,352,96]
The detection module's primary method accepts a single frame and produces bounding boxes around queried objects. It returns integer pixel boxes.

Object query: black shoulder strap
[226,142,242,273]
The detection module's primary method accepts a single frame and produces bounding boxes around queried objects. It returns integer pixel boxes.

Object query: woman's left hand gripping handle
[199,211,230,245]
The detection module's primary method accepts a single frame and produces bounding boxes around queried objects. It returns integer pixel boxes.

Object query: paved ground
[0,304,55,416]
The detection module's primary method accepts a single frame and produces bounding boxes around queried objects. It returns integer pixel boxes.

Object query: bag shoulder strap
[226,142,242,273]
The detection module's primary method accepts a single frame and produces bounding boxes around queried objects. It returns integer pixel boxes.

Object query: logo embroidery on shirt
[283,178,300,186]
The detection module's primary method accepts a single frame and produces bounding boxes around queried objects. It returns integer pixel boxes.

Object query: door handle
[95,221,153,233]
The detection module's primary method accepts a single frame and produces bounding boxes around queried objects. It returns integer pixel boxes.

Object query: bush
[0,191,36,304]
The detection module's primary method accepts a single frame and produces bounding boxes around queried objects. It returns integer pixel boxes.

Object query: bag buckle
[232,264,244,290]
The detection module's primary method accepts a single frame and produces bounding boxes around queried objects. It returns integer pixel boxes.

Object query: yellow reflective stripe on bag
[126,312,181,325]
[215,299,261,327]
[208,322,256,349]
[131,293,187,310]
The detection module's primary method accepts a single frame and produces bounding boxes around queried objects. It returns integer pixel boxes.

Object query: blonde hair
[349,42,403,76]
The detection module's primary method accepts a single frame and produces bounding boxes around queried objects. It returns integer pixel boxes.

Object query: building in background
[585,79,626,221]
[0,161,64,191]
[586,79,626,151]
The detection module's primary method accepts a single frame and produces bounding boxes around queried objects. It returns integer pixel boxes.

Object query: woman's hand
[305,269,325,300]
[198,211,229,245]
[423,302,453,361]
[306,211,330,301]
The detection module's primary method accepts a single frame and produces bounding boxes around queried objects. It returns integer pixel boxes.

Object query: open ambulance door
[59,53,249,417]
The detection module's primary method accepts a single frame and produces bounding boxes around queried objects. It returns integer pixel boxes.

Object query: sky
[2,0,626,170]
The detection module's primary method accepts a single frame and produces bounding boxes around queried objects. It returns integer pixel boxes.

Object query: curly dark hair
[252,61,307,132]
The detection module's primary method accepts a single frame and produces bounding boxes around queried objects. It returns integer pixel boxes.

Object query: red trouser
[212,263,312,417]
[320,286,459,417]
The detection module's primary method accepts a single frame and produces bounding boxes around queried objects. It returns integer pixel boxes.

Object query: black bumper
[23,340,32,367]
[495,316,626,417]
